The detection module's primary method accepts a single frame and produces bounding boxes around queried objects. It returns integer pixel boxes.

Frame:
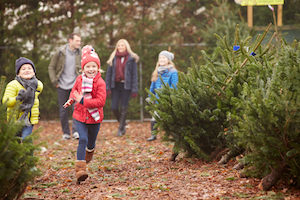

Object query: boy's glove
[63,99,74,108]
[16,89,26,101]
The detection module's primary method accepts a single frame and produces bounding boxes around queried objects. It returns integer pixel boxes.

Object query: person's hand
[131,92,138,98]
[16,89,26,101]
[73,91,83,103]
[106,90,111,97]
[63,99,74,108]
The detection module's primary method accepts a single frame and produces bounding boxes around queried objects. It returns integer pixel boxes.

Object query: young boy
[2,57,43,140]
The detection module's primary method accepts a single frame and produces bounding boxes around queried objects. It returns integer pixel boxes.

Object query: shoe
[147,135,157,141]
[73,132,79,139]
[62,134,71,140]
[75,160,88,184]
[117,107,127,136]
[117,127,126,136]
[85,148,94,164]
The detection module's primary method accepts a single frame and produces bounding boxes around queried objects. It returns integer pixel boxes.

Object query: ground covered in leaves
[21,121,300,200]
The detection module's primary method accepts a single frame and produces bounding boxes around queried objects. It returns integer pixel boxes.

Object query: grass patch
[233,192,250,198]
[253,191,285,200]
[199,172,210,177]
[33,182,58,189]
[225,176,236,181]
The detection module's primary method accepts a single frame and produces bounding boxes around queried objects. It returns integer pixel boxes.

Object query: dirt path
[21,121,299,200]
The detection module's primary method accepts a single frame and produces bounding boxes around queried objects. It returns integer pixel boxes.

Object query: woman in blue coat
[147,50,178,141]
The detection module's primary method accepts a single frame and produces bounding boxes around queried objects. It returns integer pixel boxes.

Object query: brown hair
[68,33,81,40]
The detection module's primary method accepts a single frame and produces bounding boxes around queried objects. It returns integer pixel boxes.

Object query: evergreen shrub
[232,41,300,188]
[147,24,300,189]
[0,76,40,200]
[146,25,272,160]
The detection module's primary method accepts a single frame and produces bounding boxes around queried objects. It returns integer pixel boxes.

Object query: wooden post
[277,5,283,26]
[247,6,253,28]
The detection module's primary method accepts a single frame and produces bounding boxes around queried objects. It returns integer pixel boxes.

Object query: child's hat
[159,50,174,61]
[81,45,101,69]
[15,57,36,74]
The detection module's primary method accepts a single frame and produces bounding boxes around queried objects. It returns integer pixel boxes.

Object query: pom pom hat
[159,50,174,61]
[15,57,36,74]
[81,45,101,69]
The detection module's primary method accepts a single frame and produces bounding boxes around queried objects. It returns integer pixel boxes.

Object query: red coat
[70,73,106,124]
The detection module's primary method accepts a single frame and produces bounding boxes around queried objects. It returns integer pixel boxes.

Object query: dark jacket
[48,45,81,86]
[105,55,138,93]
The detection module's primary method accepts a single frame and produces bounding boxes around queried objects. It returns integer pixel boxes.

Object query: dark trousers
[57,87,77,135]
[111,82,131,111]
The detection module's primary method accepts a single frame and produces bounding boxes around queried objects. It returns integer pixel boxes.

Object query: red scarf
[115,50,129,82]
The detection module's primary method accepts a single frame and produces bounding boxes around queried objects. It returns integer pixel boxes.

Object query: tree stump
[258,161,286,191]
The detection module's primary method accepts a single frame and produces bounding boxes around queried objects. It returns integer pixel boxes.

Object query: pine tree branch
[218,23,272,96]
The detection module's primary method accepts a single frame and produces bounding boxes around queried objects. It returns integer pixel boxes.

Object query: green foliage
[146,21,279,161]
[146,25,248,159]
[147,18,300,186]
[0,76,40,200]
[1,0,299,120]
[233,41,300,184]
[0,1,239,120]
[201,0,253,54]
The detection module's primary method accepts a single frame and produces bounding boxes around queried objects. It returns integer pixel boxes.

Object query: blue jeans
[57,87,77,135]
[111,82,131,110]
[22,125,33,139]
[74,119,100,160]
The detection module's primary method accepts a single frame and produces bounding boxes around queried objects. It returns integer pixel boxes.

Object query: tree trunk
[258,161,286,191]
[210,147,226,161]
[218,149,243,165]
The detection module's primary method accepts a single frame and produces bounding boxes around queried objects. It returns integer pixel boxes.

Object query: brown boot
[85,148,94,164]
[75,160,88,183]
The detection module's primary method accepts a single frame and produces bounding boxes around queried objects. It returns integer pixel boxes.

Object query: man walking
[48,33,81,140]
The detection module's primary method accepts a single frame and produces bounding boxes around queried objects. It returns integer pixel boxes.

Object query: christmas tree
[147,23,300,189]
[0,76,40,199]
[233,40,300,190]
[146,24,273,161]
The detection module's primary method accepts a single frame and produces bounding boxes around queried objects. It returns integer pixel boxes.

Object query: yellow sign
[241,0,284,6]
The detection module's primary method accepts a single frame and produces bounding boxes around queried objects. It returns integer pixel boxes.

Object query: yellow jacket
[2,79,43,125]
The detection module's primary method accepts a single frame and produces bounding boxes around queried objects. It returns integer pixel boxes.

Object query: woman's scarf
[82,73,100,121]
[15,76,38,126]
[115,50,129,82]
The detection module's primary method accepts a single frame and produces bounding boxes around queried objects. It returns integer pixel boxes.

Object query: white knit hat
[159,50,174,61]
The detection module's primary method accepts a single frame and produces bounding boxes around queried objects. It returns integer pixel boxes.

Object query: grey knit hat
[15,57,36,74]
[159,50,174,61]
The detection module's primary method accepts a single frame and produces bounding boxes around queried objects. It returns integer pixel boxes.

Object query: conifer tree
[233,41,300,190]
[0,77,40,200]
[146,24,273,161]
